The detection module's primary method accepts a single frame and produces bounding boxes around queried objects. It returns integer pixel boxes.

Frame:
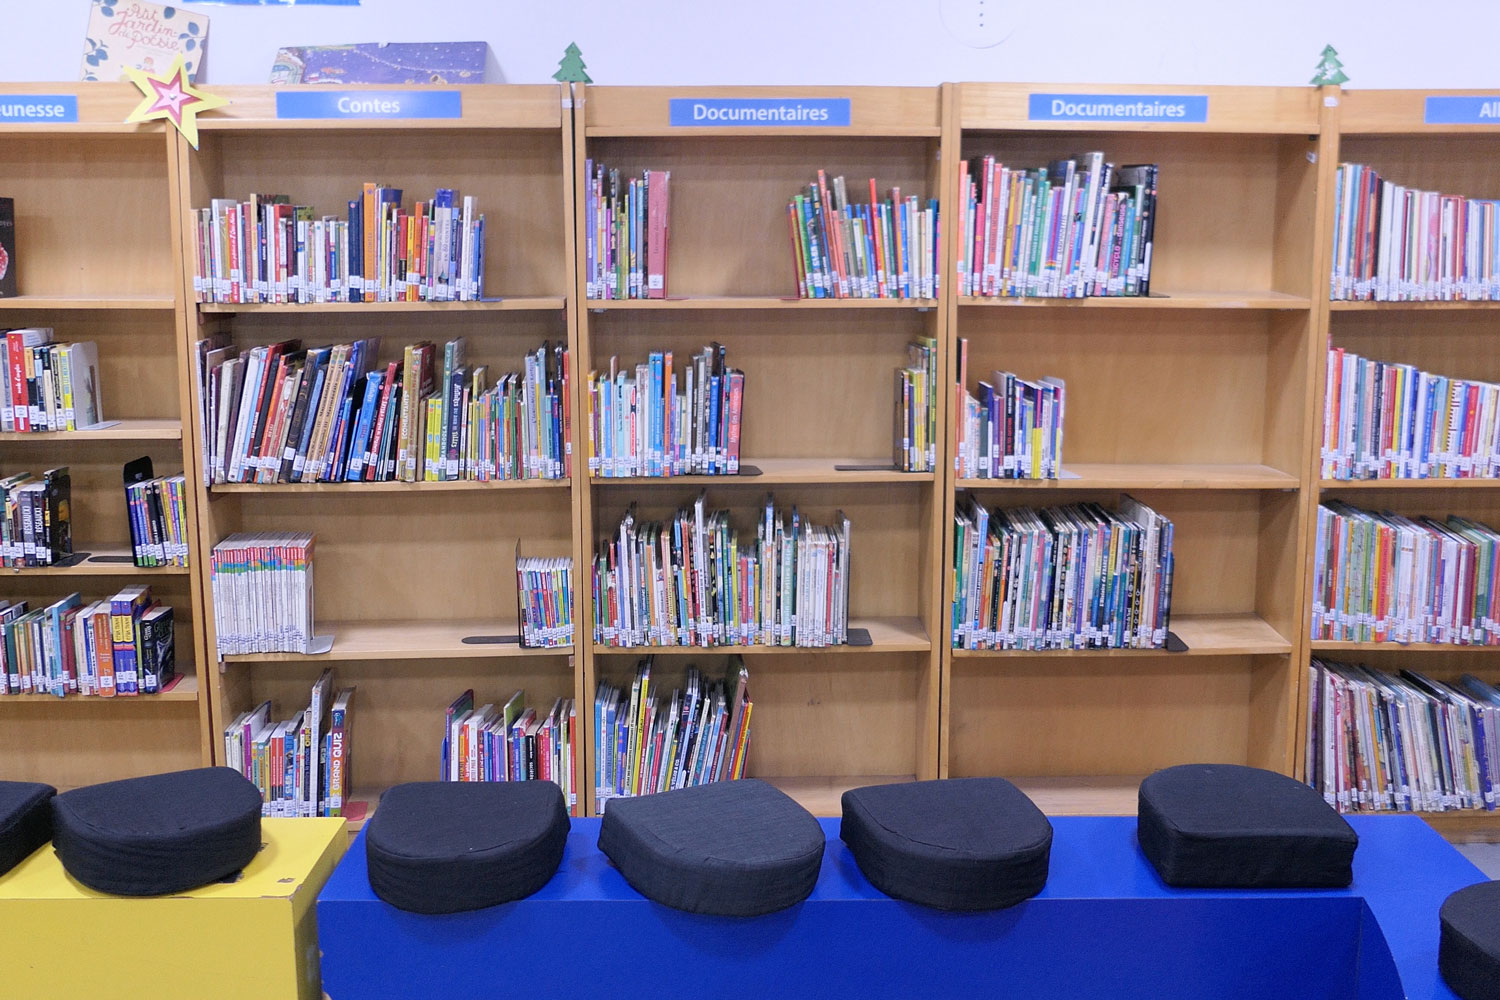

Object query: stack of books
[223,670,356,818]
[897,337,939,473]
[1307,659,1499,813]
[1313,502,1500,645]
[1331,163,1500,301]
[583,161,670,300]
[951,496,1175,650]
[787,172,938,299]
[1322,346,1500,481]
[593,494,851,649]
[440,689,578,814]
[595,657,751,807]
[125,469,190,568]
[192,185,486,304]
[1,467,70,567]
[0,585,173,697]
[585,345,744,477]
[516,555,573,648]
[953,338,1065,479]
[954,154,1157,299]
[2,329,103,431]
[209,532,315,655]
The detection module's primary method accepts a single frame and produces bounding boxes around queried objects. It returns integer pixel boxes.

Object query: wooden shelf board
[958,289,1309,310]
[1310,639,1500,653]
[197,297,566,314]
[586,296,938,310]
[0,673,198,704]
[593,616,930,655]
[0,295,174,311]
[1418,810,1500,844]
[1,546,189,576]
[960,463,1298,491]
[593,458,933,486]
[953,613,1291,657]
[223,620,573,663]
[0,419,181,442]
[212,478,569,494]
[1330,299,1500,311]
[761,774,915,817]
[1009,775,1142,816]
[1320,478,1500,490]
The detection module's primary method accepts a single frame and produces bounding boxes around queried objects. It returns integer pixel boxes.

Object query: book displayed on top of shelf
[586,344,743,477]
[191,185,486,304]
[1307,659,1498,814]
[516,554,573,649]
[210,532,314,656]
[81,0,209,83]
[223,670,356,818]
[951,495,1175,651]
[593,494,850,649]
[584,161,670,300]
[955,154,1158,299]
[788,172,938,300]
[1,467,71,568]
[2,329,105,432]
[440,688,579,815]
[951,337,1065,480]
[0,198,14,298]
[897,337,939,473]
[269,42,488,85]
[1,585,174,697]
[123,457,190,568]
[595,657,751,807]
[1331,163,1500,302]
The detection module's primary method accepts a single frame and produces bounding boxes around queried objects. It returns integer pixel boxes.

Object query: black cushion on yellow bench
[0,781,55,877]
[1441,880,1500,1000]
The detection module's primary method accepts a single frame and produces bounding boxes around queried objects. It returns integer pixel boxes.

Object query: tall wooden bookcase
[0,84,212,787]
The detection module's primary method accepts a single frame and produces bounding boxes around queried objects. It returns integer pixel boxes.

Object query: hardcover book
[81,0,209,83]
[0,198,15,298]
[269,42,487,85]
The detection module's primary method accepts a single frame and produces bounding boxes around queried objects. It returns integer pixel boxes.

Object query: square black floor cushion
[1138,764,1358,888]
[841,777,1053,910]
[1441,880,1500,1000]
[598,779,825,917]
[52,768,262,896]
[0,781,55,877]
[365,781,570,915]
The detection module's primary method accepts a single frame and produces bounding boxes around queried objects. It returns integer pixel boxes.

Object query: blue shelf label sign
[1028,93,1208,124]
[275,90,462,120]
[0,95,79,124]
[669,98,851,127]
[1424,96,1500,124]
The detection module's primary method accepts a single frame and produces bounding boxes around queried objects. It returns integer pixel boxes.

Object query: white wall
[4,0,1500,89]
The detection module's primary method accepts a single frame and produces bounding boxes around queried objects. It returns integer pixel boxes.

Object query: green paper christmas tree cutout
[553,42,592,84]
[1311,44,1348,86]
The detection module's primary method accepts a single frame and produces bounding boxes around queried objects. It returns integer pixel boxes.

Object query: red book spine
[725,371,744,474]
[645,170,669,299]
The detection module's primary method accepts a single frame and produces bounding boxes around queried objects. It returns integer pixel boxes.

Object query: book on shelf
[897,337,939,473]
[191,184,486,304]
[787,173,937,300]
[1313,502,1500,646]
[595,657,751,807]
[196,336,569,486]
[593,494,850,649]
[584,161,670,300]
[1331,162,1500,302]
[585,344,744,477]
[223,671,356,818]
[951,495,1175,651]
[81,0,209,83]
[1,329,104,432]
[1,466,71,568]
[952,338,1065,479]
[0,197,14,298]
[210,532,315,656]
[1307,659,1498,813]
[440,689,579,815]
[123,457,190,568]
[955,154,1157,299]
[516,552,573,649]
[0,584,174,697]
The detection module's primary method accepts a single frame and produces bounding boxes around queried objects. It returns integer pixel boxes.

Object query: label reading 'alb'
[1424,96,1500,124]
[1028,93,1208,124]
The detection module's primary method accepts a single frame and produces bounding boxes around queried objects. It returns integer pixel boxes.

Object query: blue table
[317,815,1487,999]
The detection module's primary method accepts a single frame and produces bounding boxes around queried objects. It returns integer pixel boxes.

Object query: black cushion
[366,781,569,914]
[1441,880,1500,1000]
[598,779,824,916]
[1138,764,1358,888]
[52,768,262,896]
[840,777,1052,910]
[0,781,55,877]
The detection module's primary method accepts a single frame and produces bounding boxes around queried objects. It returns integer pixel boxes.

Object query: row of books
[953,339,1066,479]
[1,467,69,568]
[209,532,315,656]
[954,154,1158,299]
[585,345,744,477]
[197,336,570,486]
[595,658,751,806]
[1312,502,1500,646]
[951,496,1175,650]
[1331,163,1500,302]
[583,162,670,300]
[516,556,574,649]
[2,329,103,431]
[192,185,486,304]
[1,586,173,697]
[1307,659,1499,813]
[787,173,939,299]
[124,461,190,569]
[441,690,579,814]
[222,670,355,818]
[593,494,851,648]
[1322,346,1500,481]
[897,337,939,473]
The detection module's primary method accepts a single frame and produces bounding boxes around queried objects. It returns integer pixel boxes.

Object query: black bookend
[1165,630,1189,653]
[123,456,154,569]
[845,627,873,647]
[834,463,901,472]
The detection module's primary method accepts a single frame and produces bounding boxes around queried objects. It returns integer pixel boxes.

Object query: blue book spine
[707,374,721,474]
[345,373,384,481]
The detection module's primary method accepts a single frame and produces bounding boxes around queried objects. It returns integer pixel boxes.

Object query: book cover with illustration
[81,1,208,83]
[270,42,487,85]
[0,198,14,298]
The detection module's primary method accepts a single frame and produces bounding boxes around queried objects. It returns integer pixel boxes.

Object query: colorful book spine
[517,556,574,649]
[209,532,315,656]
[584,162,671,300]
[787,173,939,300]
[439,691,578,815]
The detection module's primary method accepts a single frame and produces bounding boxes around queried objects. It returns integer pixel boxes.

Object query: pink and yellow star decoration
[124,54,227,149]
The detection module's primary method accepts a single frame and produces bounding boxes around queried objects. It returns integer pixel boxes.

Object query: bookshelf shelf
[951,613,1291,658]
[0,674,198,705]
[593,616,930,656]
[197,297,567,314]
[1319,478,1500,491]
[957,290,1310,311]
[1309,640,1500,654]
[0,295,176,311]
[1010,775,1142,816]
[959,463,1299,491]
[1419,811,1500,844]
[221,620,573,663]
[0,419,183,443]
[1,546,189,576]
[587,297,939,311]
[761,774,916,817]
[210,479,569,495]
[592,458,933,486]
[1329,299,1500,311]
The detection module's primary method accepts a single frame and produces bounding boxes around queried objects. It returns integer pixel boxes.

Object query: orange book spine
[361,182,378,302]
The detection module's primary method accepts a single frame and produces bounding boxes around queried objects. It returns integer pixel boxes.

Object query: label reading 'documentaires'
[1028,93,1208,123]
[669,98,851,127]
[0,95,79,124]
[275,90,462,120]
[1424,96,1500,124]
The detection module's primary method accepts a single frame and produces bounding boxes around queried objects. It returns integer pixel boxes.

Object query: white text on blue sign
[668,98,851,127]
[275,90,463,120]
[1424,97,1500,124]
[0,96,79,124]
[1029,94,1208,124]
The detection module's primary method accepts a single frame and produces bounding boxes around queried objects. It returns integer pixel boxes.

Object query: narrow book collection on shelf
[192,184,487,304]
[592,496,850,649]
[1307,659,1500,813]
[951,496,1175,651]
[124,460,191,569]
[953,338,1065,480]
[441,689,579,815]
[583,161,670,300]
[1,586,173,697]
[1331,163,1500,302]
[2,328,103,431]
[210,532,315,656]
[1,467,69,568]
[787,173,939,300]
[222,670,356,818]
[594,657,751,807]
[516,556,574,648]
[898,337,939,473]
[954,154,1158,299]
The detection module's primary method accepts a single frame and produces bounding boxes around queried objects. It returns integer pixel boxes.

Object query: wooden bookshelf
[0,84,212,789]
